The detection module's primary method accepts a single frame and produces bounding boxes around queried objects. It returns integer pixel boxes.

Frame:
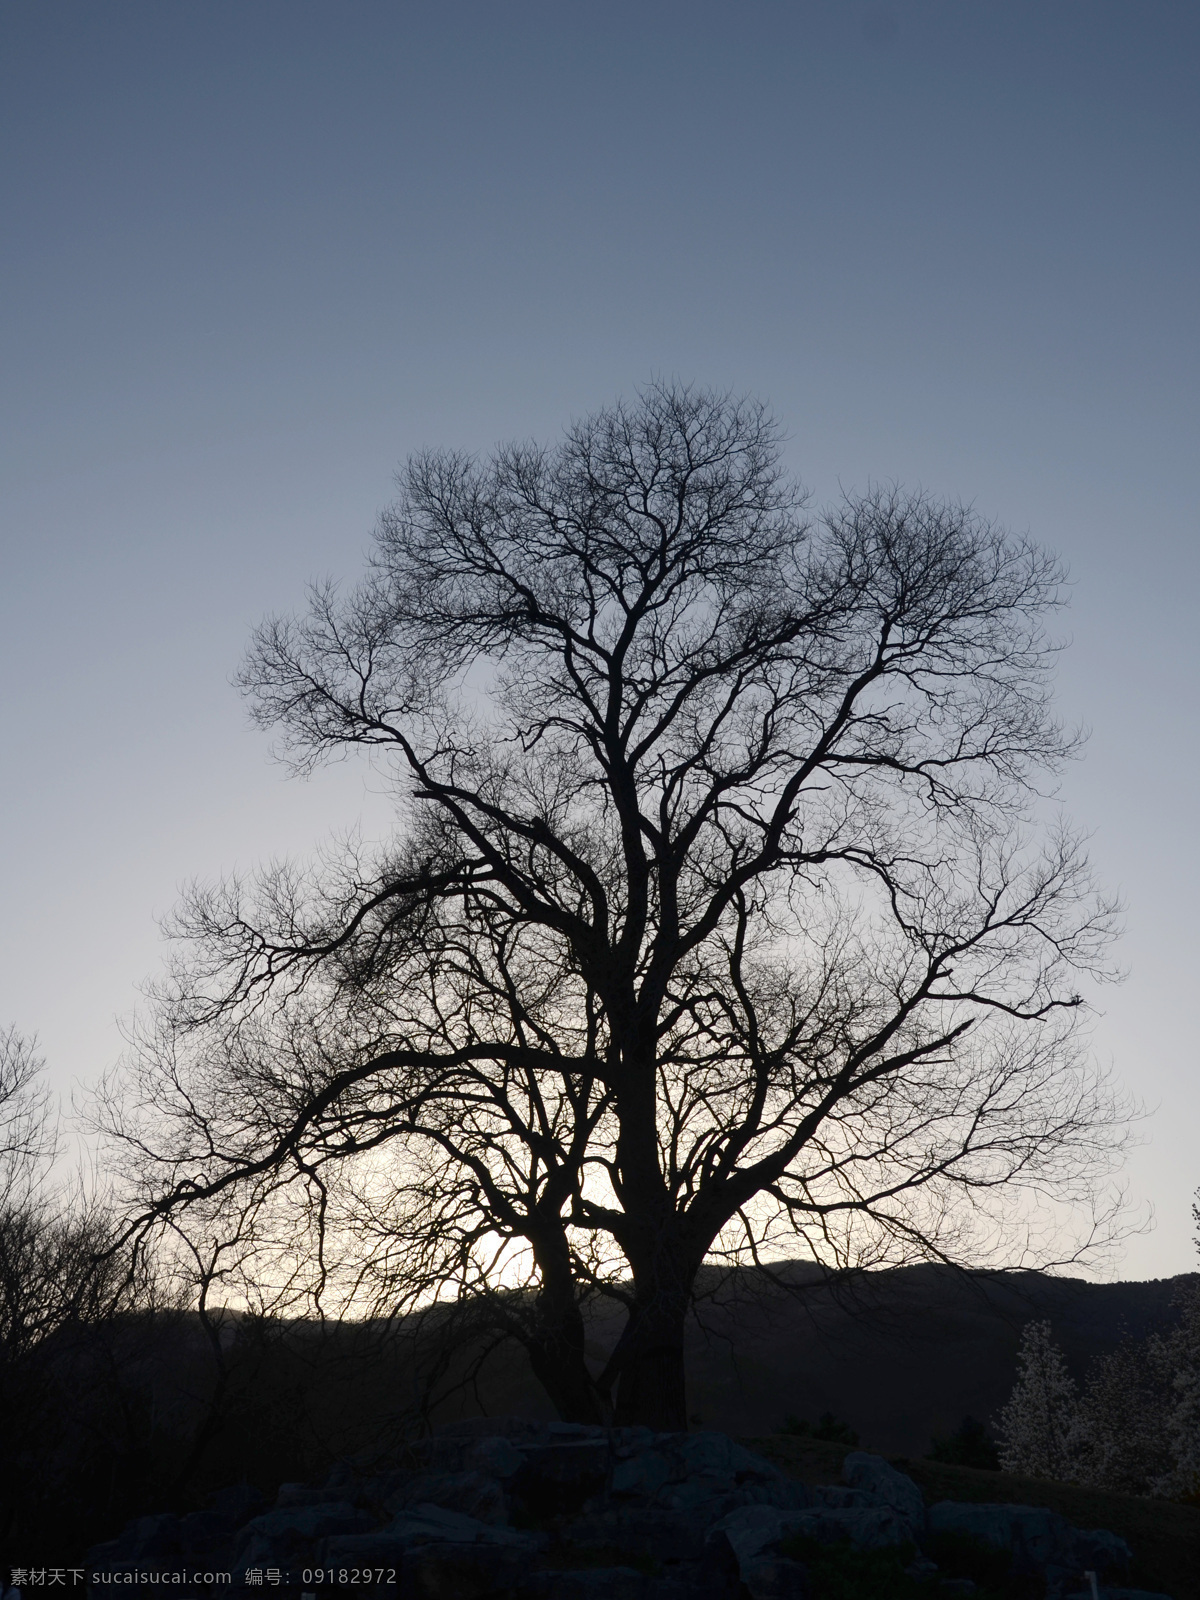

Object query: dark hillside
[656,1262,1197,1452]
[188,1264,1196,1464]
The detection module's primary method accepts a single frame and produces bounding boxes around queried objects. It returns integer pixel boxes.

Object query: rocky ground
[80,1418,1178,1600]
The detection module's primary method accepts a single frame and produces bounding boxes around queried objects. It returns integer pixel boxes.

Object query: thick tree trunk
[523,1222,607,1424]
[605,1050,699,1431]
[523,1299,606,1425]
[611,1298,689,1430]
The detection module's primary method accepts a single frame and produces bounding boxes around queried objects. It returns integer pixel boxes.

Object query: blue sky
[2,1,1197,1276]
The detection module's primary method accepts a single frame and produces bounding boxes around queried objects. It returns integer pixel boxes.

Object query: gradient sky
[2,1,1197,1278]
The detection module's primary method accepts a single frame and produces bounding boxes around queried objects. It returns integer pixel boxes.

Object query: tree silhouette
[104,384,1125,1429]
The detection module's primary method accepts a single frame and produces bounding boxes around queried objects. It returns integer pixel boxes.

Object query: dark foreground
[73,1419,1192,1600]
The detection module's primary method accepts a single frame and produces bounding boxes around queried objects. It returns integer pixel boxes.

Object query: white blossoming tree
[994,1320,1085,1481]
[996,1196,1200,1500]
[1074,1340,1169,1495]
[1152,1279,1200,1502]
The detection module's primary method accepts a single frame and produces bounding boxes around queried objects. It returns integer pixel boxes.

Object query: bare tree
[102,383,1126,1430]
[0,1028,81,1360]
[0,1031,154,1557]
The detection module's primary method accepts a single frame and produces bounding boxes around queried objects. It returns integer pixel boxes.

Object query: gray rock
[519,1436,612,1512]
[710,1500,911,1570]
[206,1482,266,1525]
[842,1451,925,1532]
[612,1449,673,1499]
[1074,1527,1134,1576]
[233,1532,294,1575]
[405,1538,533,1597]
[351,1467,423,1510]
[519,1568,649,1600]
[806,1485,873,1509]
[386,1469,508,1526]
[647,1571,740,1600]
[747,1480,812,1512]
[322,1457,360,1494]
[124,1513,175,1559]
[906,1555,940,1580]
[804,1505,913,1550]
[566,1506,713,1563]
[608,1432,787,1512]
[522,1436,612,1483]
[276,1480,344,1507]
[929,1501,1068,1569]
[384,1502,537,1547]
[464,1434,526,1480]
[317,1531,410,1570]
[233,1499,374,1574]
[927,1501,1130,1583]
[659,1475,742,1511]
[613,1427,656,1456]
[708,1504,797,1565]
[178,1508,234,1560]
[236,1500,372,1545]
[88,1512,185,1573]
[672,1432,784,1486]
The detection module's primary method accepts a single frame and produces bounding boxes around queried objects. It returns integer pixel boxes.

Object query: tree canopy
[103,383,1126,1429]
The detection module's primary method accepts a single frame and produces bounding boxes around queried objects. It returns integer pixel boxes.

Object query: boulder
[404,1537,534,1597]
[276,1480,346,1507]
[177,1508,234,1561]
[612,1427,656,1456]
[1074,1527,1134,1577]
[791,1505,912,1550]
[384,1502,539,1548]
[232,1500,374,1575]
[745,1480,812,1512]
[672,1432,784,1487]
[86,1511,184,1580]
[927,1501,1131,1595]
[612,1449,673,1499]
[464,1434,527,1481]
[614,1452,672,1497]
[806,1484,873,1509]
[518,1568,649,1600]
[607,1431,788,1513]
[707,1504,796,1565]
[842,1451,925,1532]
[236,1500,372,1545]
[317,1531,411,1571]
[661,1477,744,1512]
[517,1436,612,1514]
[709,1499,911,1580]
[206,1482,266,1524]
[386,1470,508,1526]
[565,1506,715,1563]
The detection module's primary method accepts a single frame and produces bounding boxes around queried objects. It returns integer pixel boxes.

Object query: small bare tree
[0,1030,158,1556]
[103,383,1126,1430]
